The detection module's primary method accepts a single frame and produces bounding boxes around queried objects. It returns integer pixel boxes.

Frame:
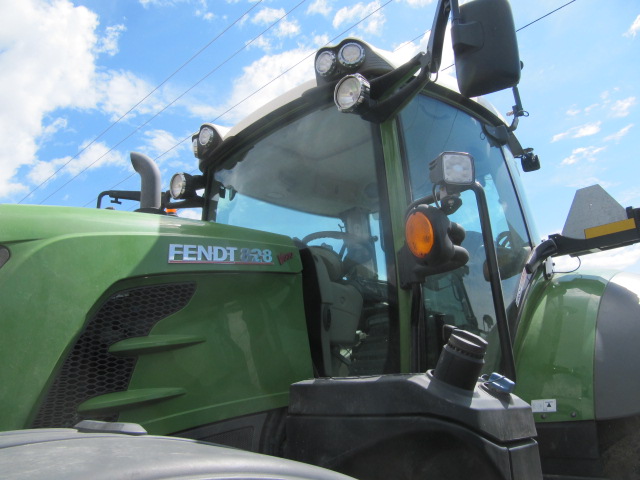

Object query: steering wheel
[301,231,364,246]
[496,230,513,249]
[302,231,374,280]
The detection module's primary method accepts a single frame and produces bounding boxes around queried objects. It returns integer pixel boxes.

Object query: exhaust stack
[130,152,162,210]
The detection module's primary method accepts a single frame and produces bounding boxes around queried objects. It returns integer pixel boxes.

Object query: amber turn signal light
[405,210,435,259]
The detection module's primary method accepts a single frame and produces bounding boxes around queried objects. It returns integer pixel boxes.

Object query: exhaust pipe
[130,152,162,210]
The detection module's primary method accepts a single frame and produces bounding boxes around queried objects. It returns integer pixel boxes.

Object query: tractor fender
[593,271,640,420]
[513,268,636,423]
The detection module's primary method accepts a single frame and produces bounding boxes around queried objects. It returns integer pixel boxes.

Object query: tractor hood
[0,204,309,432]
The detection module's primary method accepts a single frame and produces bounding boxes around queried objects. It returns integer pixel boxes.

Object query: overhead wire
[34,0,576,209]
[114,0,578,213]
[18,0,264,205]
[39,0,309,207]
[96,0,396,211]
[157,0,577,171]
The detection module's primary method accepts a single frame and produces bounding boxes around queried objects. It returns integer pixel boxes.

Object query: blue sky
[1,0,639,272]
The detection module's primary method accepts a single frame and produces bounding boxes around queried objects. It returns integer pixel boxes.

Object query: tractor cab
[173,30,533,380]
[202,86,396,378]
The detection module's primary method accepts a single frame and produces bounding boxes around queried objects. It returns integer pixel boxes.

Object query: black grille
[31,282,196,428]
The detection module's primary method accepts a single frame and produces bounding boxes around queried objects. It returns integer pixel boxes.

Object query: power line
[18,0,264,205]
[441,0,578,71]
[115,0,576,213]
[516,0,576,32]
[40,0,309,206]
[53,0,575,208]
[93,0,396,211]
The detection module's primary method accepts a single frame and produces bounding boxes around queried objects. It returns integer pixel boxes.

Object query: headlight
[334,73,370,113]
[170,173,189,200]
[169,172,204,200]
[338,42,365,68]
[315,50,336,77]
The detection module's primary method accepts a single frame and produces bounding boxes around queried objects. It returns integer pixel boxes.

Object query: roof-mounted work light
[191,133,198,158]
[315,50,337,77]
[193,123,222,160]
[334,73,370,113]
[338,42,365,69]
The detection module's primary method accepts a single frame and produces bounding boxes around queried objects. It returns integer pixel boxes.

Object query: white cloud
[553,244,640,273]
[405,0,435,6]
[333,1,386,36]
[138,129,187,163]
[253,7,285,24]
[96,70,165,121]
[617,187,640,206]
[0,1,160,201]
[307,0,333,16]
[28,141,126,184]
[95,24,126,56]
[215,47,316,124]
[247,36,272,51]
[604,124,634,142]
[624,14,640,38]
[40,117,69,144]
[552,121,602,142]
[178,208,202,219]
[276,19,301,37]
[610,96,636,117]
[0,0,100,198]
[251,7,300,39]
[575,122,602,137]
[560,146,605,166]
[566,106,581,116]
[139,0,189,7]
[313,34,331,47]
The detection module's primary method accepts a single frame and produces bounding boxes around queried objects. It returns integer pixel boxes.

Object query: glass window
[399,94,532,372]
[207,104,396,375]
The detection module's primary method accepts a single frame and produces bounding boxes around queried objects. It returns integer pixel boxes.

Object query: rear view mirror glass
[452,0,521,97]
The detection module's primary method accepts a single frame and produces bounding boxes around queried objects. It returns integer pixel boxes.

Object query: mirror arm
[369,53,423,100]
[508,85,527,132]
[425,0,455,73]
[361,70,430,123]
[358,0,459,123]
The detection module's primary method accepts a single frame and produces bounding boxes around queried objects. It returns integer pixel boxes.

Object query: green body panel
[0,204,311,432]
[513,269,617,423]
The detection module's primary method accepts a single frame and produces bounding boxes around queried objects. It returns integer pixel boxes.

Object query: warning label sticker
[531,399,557,413]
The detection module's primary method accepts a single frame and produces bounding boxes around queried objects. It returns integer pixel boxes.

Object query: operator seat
[308,246,363,377]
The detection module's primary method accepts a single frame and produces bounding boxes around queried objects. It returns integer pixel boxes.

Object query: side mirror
[452,0,521,97]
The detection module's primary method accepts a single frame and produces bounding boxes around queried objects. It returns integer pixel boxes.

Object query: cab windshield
[206,102,397,377]
[399,94,532,372]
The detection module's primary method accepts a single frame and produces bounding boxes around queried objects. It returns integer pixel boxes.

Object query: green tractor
[1,0,639,478]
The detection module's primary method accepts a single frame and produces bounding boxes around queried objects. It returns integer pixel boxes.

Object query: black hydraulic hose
[525,238,558,274]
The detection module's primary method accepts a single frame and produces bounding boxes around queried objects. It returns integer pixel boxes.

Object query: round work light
[334,73,370,113]
[338,42,365,68]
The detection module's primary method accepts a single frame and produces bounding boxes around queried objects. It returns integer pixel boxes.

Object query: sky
[1,0,639,273]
